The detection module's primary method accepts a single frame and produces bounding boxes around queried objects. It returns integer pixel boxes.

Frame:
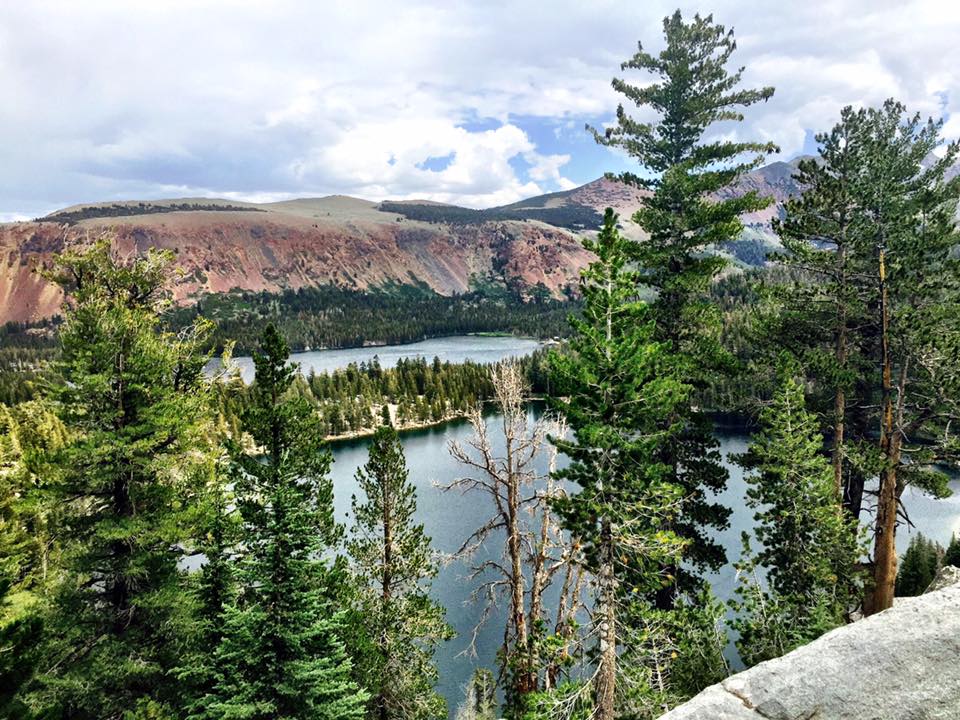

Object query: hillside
[0,160,806,324]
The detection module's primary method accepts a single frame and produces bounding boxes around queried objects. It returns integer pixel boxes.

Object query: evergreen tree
[895,534,941,597]
[854,102,960,613]
[548,209,688,720]
[347,424,452,720]
[0,400,68,590]
[732,373,862,667]
[768,114,874,517]
[32,240,213,718]
[204,324,367,720]
[944,534,960,569]
[0,571,42,719]
[176,459,237,720]
[591,10,778,604]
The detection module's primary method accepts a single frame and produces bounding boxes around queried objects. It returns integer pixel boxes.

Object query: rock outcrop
[0,202,594,323]
[658,576,960,719]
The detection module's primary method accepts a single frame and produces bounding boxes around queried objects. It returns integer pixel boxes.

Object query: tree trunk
[832,240,848,501]
[378,477,393,720]
[594,518,616,720]
[869,248,897,614]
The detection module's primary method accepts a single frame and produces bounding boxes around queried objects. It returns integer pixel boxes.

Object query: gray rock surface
[927,564,960,593]
[658,580,960,719]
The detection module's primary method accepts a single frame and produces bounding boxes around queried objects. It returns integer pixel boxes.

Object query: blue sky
[1,0,958,219]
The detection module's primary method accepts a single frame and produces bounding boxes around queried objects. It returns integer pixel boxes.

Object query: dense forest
[3,10,960,720]
[378,200,603,231]
[212,350,552,440]
[173,282,576,354]
[38,201,266,225]
[0,283,572,405]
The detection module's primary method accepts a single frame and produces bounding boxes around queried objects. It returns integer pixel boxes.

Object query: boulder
[926,564,960,593]
[658,580,960,719]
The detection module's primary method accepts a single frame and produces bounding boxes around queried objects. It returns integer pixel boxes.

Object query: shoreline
[230,331,545,358]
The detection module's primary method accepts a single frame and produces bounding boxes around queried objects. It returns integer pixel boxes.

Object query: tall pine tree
[32,240,213,718]
[768,113,875,517]
[732,372,861,666]
[347,424,452,720]
[203,324,367,720]
[763,101,960,614]
[549,209,688,720]
[591,11,778,604]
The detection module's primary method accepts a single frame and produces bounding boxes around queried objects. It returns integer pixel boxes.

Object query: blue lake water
[328,417,960,716]
[218,335,543,383]
[228,335,960,716]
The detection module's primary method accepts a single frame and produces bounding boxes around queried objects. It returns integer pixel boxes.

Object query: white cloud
[0,0,958,215]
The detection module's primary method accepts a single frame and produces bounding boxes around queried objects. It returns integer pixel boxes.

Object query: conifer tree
[853,102,960,613]
[895,534,941,597]
[32,240,213,718]
[176,459,237,720]
[944,534,960,569]
[768,113,874,516]
[347,424,452,720]
[0,571,42,718]
[591,10,778,604]
[548,209,688,720]
[732,372,861,666]
[204,324,367,720]
[765,101,960,614]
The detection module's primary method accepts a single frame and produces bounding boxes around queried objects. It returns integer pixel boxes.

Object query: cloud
[0,1,957,216]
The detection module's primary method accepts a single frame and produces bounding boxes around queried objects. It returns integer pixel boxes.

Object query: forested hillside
[2,9,960,720]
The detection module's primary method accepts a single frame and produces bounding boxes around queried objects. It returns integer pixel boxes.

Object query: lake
[328,416,960,717]
[226,335,960,716]
[217,335,543,383]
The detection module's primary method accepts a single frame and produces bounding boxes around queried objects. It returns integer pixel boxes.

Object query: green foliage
[175,459,238,719]
[591,10,779,598]
[378,200,602,231]
[0,572,42,719]
[732,373,862,666]
[0,400,68,588]
[549,208,687,587]
[173,283,577,355]
[28,239,214,718]
[944,534,960,569]
[202,325,367,720]
[41,201,265,225]
[895,534,942,597]
[347,425,452,720]
[766,101,960,521]
[455,668,497,720]
[547,209,693,716]
[213,348,555,441]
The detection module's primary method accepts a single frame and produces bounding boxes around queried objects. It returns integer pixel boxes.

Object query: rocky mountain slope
[0,160,806,324]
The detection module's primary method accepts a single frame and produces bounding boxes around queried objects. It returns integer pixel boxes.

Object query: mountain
[0,160,807,325]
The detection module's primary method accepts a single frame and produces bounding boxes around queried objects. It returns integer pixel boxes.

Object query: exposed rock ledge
[658,575,960,719]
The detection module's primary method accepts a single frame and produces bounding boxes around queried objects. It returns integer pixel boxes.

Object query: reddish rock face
[0,206,595,323]
[0,163,821,324]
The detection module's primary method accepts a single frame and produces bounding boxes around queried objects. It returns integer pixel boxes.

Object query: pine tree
[176,459,237,720]
[32,239,213,718]
[548,209,688,720]
[853,102,960,613]
[590,10,778,604]
[347,424,452,720]
[204,324,367,720]
[895,534,941,597]
[944,534,960,569]
[769,114,874,517]
[0,571,42,718]
[732,372,862,666]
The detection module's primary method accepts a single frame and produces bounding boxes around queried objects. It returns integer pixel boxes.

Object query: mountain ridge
[0,158,811,324]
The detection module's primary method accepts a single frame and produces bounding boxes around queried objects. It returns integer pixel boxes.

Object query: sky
[1,0,959,220]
